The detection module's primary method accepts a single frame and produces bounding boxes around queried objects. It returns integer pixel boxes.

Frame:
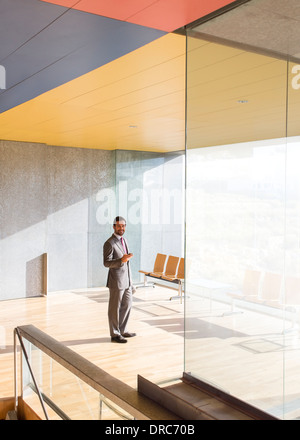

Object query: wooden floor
[2,284,300,420]
[0,285,184,416]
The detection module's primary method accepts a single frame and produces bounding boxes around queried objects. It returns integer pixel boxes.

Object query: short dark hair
[113,216,126,225]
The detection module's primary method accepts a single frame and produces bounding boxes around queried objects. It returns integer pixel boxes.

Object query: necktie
[120,237,127,253]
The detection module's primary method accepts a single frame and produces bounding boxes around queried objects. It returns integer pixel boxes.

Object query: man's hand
[121,253,133,263]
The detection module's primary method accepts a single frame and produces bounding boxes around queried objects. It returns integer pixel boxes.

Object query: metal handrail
[13,324,179,421]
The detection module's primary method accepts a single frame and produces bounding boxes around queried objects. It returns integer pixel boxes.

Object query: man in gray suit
[103,216,136,343]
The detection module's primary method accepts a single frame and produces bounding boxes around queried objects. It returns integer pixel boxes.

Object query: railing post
[13,329,18,413]
[14,328,49,420]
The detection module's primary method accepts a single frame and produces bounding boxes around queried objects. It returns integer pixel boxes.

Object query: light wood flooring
[2,284,300,420]
[0,285,184,410]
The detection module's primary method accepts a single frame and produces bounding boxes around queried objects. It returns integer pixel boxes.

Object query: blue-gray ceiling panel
[0,0,166,113]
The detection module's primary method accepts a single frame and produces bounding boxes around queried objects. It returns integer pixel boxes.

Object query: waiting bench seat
[139,253,167,278]
[227,270,300,329]
[139,254,185,302]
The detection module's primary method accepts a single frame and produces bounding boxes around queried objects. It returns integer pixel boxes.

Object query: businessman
[103,216,136,343]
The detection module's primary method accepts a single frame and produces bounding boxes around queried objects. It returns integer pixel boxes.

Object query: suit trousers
[108,286,132,337]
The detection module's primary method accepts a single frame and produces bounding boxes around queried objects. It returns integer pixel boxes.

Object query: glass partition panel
[283,60,300,420]
[115,150,185,284]
[21,339,134,420]
[185,0,300,419]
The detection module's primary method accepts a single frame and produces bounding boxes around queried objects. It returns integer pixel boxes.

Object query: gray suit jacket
[103,234,132,290]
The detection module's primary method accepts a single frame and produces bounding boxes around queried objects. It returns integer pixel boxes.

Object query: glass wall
[185,0,300,420]
[21,338,134,420]
[115,150,185,284]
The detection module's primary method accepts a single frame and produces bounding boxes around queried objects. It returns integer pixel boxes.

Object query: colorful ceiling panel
[39,0,238,31]
[0,0,166,113]
[0,0,239,152]
[0,33,186,152]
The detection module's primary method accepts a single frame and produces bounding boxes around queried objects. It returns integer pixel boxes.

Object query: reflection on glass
[22,341,134,420]
[185,18,300,419]
[115,150,185,283]
[185,140,286,415]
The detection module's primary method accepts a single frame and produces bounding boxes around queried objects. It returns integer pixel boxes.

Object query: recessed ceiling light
[237,100,248,104]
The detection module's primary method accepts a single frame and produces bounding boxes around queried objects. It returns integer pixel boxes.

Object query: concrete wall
[0,141,184,300]
[0,141,114,299]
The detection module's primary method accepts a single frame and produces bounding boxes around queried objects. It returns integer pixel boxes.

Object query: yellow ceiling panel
[64,58,184,109]
[37,34,185,105]
[3,30,299,153]
[186,35,294,149]
[0,33,186,152]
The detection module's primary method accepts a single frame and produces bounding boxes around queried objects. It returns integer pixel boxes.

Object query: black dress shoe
[121,332,136,338]
[111,335,127,343]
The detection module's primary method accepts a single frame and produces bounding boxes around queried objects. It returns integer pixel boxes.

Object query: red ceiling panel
[39,0,238,31]
[72,0,156,21]
[127,0,239,31]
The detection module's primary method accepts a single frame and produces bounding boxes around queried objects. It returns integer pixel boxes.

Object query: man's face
[113,221,126,236]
